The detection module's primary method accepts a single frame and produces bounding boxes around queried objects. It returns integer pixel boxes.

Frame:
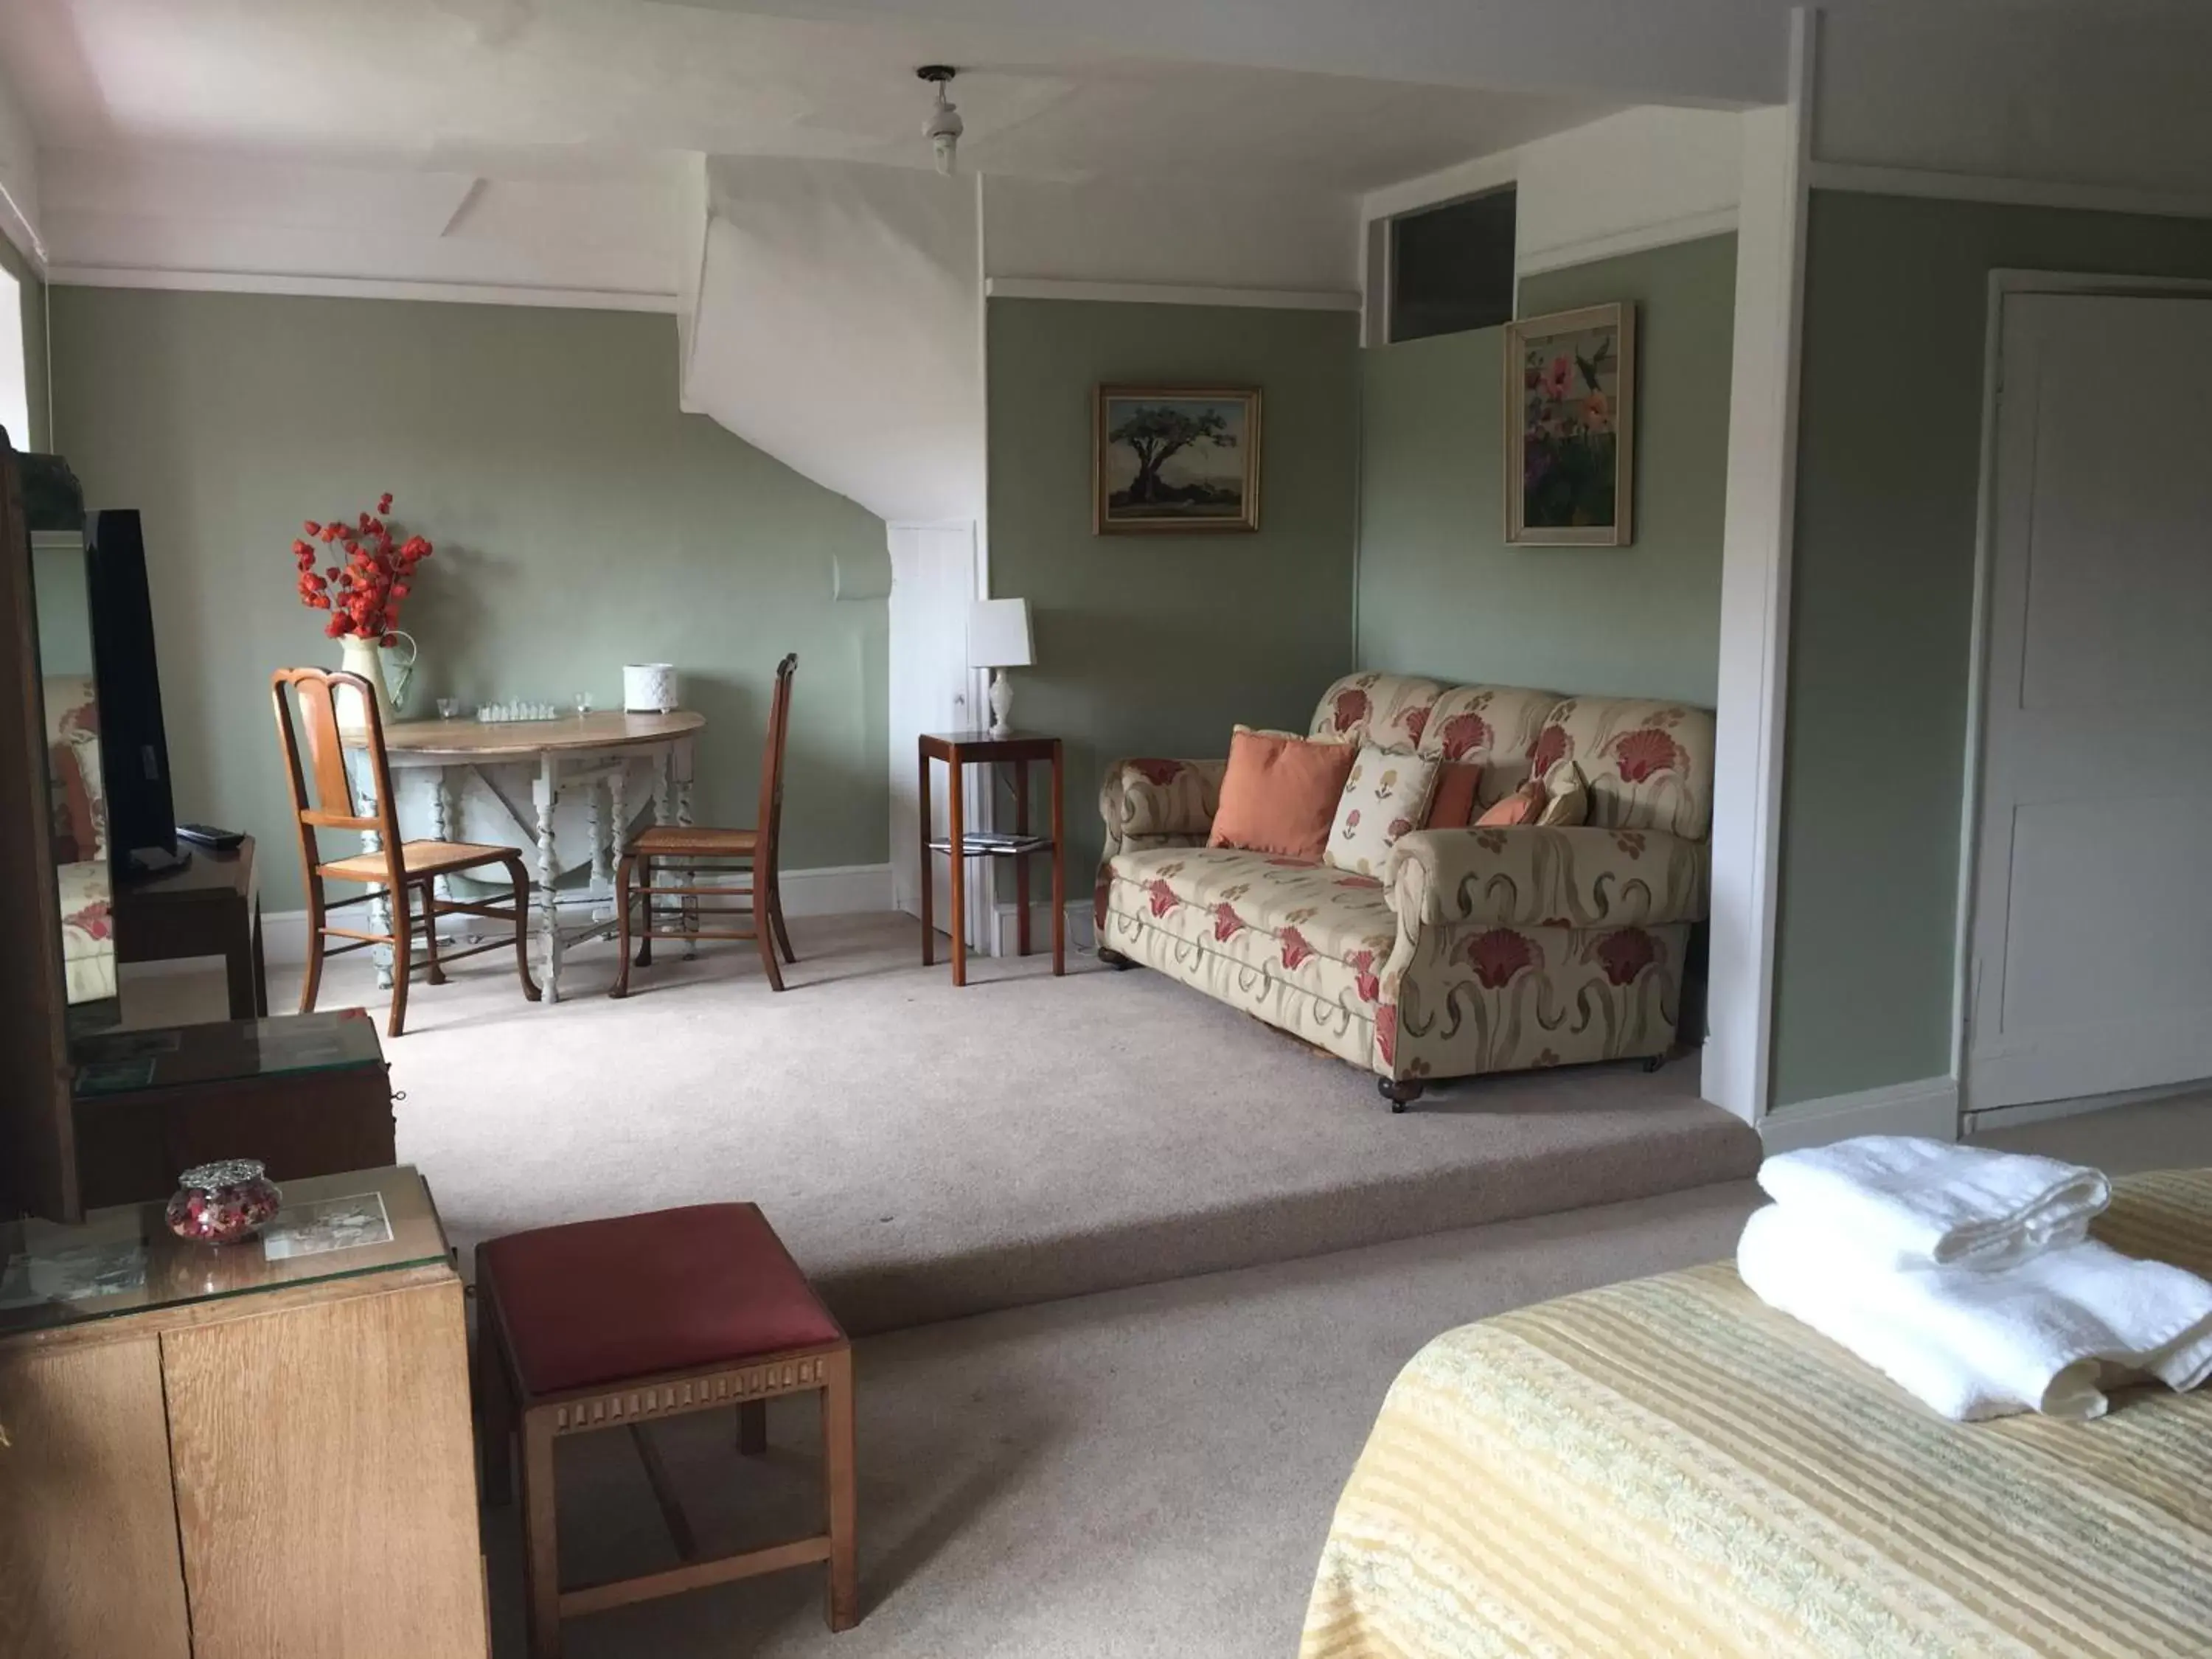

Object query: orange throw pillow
[1422,761,1483,830]
[1210,726,1359,860]
[1474,779,1545,828]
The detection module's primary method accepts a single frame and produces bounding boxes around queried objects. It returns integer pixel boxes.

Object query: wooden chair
[612,653,796,995]
[271,666,538,1037]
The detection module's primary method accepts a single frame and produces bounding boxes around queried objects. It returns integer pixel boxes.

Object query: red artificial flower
[377,492,394,513]
[303,519,321,535]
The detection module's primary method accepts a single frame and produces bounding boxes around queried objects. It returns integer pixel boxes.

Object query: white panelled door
[886,521,982,944]
[1969,292,2212,1111]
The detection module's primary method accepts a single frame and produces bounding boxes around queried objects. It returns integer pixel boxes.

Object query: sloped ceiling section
[682,156,984,526]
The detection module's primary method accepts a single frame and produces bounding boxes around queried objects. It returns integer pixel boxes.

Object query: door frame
[1955,269,2212,1116]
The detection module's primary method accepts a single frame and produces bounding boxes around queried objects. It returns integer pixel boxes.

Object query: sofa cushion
[1325,745,1441,877]
[1209,727,1358,860]
[1108,846,1398,984]
[1528,698,1716,840]
[1423,761,1482,830]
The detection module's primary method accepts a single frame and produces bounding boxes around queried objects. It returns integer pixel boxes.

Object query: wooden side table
[114,836,267,1020]
[918,731,1064,987]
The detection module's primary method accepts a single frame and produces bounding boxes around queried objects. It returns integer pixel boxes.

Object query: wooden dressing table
[348,709,704,1001]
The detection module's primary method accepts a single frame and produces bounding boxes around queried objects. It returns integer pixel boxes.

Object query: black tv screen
[86,509,178,872]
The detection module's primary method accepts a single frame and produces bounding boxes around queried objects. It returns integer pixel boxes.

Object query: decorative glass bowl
[165,1159,283,1245]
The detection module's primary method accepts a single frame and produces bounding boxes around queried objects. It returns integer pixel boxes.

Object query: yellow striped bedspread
[1302,1167,2212,1658]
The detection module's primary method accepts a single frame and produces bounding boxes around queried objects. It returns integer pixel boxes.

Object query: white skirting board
[1756,1076,1960,1154]
[229,862,894,968]
[987,901,1097,959]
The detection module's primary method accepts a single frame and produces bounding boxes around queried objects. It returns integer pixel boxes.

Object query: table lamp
[967,597,1034,739]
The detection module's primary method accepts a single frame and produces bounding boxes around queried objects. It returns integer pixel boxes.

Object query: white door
[886,521,984,945]
[1968,291,2212,1111]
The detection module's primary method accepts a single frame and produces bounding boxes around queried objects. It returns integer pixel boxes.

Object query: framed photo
[1504,302,1635,546]
[1093,386,1262,534]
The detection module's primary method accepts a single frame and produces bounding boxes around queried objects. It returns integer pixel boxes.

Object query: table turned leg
[350,753,394,992]
[675,765,698,959]
[534,755,564,1004]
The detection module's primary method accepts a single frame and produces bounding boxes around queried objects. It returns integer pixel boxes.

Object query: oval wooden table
[352,710,706,1002]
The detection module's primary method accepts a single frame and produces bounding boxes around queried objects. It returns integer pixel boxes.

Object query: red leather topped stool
[475,1203,858,1656]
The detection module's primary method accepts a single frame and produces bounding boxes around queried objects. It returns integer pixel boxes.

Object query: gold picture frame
[1503,302,1636,547]
[1093,386,1262,534]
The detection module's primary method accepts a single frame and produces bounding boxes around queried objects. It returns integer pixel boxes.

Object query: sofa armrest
[1385,825,1708,930]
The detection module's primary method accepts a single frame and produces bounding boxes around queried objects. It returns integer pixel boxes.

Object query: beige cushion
[1324,745,1442,877]
[1537,761,1590,827]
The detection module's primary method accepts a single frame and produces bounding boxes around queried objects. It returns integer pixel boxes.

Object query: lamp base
[988,668,1015,739]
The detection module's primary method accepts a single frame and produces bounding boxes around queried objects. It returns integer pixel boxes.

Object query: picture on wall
[1093,386,1262,534]
[1504,302,1636,546]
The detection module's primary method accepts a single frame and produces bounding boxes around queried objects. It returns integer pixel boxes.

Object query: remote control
[176,823,245,852]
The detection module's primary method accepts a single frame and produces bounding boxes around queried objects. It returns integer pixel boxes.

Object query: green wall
[1772,192,2212,1107]
[0,232,46,449]
[49,288,889,902]
[986,297,1360,878]
[1356,234,1736,706]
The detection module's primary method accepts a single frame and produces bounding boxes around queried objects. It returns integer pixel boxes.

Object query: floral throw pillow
[1324,744,1441,876]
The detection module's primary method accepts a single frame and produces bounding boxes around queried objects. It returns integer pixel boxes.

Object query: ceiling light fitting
[917,65,963,176]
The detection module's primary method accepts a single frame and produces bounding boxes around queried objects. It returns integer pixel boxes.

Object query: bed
[1303,1167,2212,1658]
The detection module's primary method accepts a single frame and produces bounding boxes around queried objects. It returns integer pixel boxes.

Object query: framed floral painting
[1093,386,1261,533]
[1504,302,1635,546]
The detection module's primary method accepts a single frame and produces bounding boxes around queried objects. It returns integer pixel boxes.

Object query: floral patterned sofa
[1095,672,1713,1109]
[46,674,116,1006]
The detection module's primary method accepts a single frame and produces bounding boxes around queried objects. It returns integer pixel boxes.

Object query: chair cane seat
[318,839,525,883]
[627,824,758,858]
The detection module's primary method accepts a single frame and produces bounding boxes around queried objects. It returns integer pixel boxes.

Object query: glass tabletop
[73,1008,384,1099]
[0,1165,448,1338]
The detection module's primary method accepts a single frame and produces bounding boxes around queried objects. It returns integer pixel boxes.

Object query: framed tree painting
[1504,302,1636,546]
[1093,386,1262,533]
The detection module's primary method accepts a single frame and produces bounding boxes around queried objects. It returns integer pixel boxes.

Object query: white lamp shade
[967,597,1034,669]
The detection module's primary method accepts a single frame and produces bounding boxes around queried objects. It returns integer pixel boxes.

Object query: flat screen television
[85,509,180,874]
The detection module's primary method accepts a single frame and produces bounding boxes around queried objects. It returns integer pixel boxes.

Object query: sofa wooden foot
[1379,1077,1425,1112]
[1642,1054,1665,1074]
[1098,947,1136,970]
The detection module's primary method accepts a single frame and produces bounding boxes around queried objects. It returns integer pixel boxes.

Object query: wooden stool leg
[521,1408,563,1659]
[737,1399,768,1456]
[823,1348,858,1632]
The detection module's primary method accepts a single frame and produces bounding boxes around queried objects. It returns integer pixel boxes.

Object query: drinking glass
[574,691,594,717]
[437,696,461,720]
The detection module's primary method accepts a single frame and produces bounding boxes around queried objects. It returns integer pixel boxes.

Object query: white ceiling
[0,0,1618,193]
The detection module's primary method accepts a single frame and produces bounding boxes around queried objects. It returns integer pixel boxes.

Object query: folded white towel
[1737,1203,2212,1421]
[1758,1135,2110,1270]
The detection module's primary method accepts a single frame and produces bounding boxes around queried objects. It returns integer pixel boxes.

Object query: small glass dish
[166,1159,284,1246]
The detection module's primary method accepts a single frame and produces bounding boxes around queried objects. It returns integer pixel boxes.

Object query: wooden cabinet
[0,1167,487,1658]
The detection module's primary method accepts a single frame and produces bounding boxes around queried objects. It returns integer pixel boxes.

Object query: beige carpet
[234,911,1760,1334]
[475,1090,2212,1659]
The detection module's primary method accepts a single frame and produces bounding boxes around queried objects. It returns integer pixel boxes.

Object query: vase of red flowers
[290,492,432,731]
